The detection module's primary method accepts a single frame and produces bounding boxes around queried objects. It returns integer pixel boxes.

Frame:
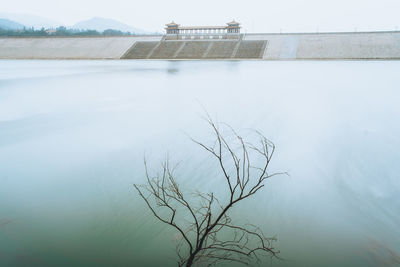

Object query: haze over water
[0,60,399,266]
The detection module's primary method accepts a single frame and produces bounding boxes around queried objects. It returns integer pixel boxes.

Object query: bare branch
[134,117,284,266]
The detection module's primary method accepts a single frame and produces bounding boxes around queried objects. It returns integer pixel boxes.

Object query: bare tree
[134,118,284,266]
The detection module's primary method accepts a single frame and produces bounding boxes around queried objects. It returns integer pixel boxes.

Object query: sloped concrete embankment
[0,36,161,59]
[244,31,400,60]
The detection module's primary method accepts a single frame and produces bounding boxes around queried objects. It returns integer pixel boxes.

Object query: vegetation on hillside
[0,26,139,36]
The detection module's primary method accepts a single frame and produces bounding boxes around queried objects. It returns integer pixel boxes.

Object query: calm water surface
[0,60,399,266]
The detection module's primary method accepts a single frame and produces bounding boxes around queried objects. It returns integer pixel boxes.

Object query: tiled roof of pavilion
[165,21,179,26]
[227,20,240,25]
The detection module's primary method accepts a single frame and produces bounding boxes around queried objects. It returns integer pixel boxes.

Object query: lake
[0,60,399,266]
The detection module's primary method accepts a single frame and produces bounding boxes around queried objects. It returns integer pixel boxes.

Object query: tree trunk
[185,253,195,267]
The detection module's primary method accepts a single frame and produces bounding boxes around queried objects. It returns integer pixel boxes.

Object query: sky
[2,0,400,33]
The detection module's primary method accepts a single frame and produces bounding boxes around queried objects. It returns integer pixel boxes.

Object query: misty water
[0,60,399,267]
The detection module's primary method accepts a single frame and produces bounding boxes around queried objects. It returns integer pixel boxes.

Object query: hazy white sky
[2,0,400,33]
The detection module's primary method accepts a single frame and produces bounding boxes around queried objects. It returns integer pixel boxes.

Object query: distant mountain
[0,12,60,29]
[0,18,25,30]
[72,17,148,34]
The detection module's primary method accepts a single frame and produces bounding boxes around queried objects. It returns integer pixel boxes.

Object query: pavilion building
[165,20,241,40]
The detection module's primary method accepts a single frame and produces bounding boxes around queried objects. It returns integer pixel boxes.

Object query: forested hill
[0,18,25,30]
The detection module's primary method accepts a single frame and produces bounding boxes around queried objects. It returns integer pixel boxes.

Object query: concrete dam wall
[0,36,161,59]
[1,31,399,60]
[246,31,400,60]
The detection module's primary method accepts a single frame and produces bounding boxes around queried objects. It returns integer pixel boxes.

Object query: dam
[1,21,399,60]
